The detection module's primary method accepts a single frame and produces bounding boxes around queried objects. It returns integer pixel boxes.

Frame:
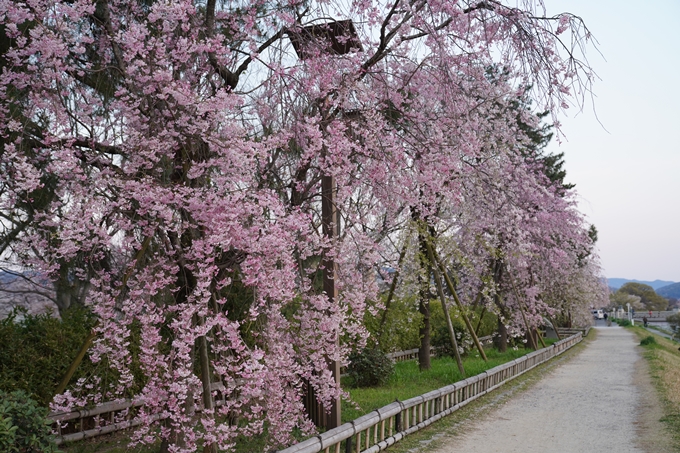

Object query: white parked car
[591,309,604,320]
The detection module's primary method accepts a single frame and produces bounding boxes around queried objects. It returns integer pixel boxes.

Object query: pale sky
[544,0,680,282]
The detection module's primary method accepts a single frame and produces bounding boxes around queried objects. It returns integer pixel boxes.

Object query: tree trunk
[321,173,341,428]
[490,258,508,353]
[418,290,431,370]
[474,305,487,336]
[417,228,431,371]
[495,316,508,353]
[197,317,217,453]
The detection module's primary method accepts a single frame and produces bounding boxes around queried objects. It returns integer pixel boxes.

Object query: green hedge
[0,306,96,406]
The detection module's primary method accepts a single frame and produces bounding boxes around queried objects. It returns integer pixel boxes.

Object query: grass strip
[631,326,680,450]
[342,342,556,423]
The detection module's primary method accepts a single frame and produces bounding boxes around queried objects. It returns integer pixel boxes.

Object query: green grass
[630,326,680,450]
[342,345,547,422]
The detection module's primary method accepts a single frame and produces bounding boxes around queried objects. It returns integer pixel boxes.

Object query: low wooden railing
[47,332,563,446]
[385,336,493,363]
[557,326,590,337]
[277,332,583,453]
[48,381,233,445]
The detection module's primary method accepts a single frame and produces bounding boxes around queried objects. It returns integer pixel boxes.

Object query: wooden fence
[48,381,233,445]
[277,332,583,453]
[47,333,563,446]
[557,326,590,337]
[384,336,493,363]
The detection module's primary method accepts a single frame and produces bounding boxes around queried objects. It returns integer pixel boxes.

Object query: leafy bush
[0,306,99,406]
[640,336,656,346]
[1,306,150,408]
[432,322,468,357]
[430,301,496,357]
[615,319,631,327]
[667,313,680,332]
[364,294,422,352]
[0,390,59,453]
[347,348,394,387]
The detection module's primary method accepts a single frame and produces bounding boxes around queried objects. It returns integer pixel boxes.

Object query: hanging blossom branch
[0,1,606,451]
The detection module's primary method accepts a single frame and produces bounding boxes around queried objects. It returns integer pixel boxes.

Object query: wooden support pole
[55,327,97,396]
[425,241,465,376]
[548,314,562,340]
[430,248,487,362]
[536,327,547,349]
[378,239,409,345]
[518,300,537,350]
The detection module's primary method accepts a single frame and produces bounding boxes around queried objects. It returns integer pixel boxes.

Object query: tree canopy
[0,0,606,451]
[616,283,668,311]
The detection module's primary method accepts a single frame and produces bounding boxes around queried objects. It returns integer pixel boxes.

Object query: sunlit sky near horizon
[544,0,680,283]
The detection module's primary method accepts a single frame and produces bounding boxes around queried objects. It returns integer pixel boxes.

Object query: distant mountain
[0,270,58,319]
[0,271,18,284]
[657,282,680,299]
[607,278,677,291]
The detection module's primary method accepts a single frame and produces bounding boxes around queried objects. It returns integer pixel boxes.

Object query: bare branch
[93,0,127,76]
[205,0,239,90]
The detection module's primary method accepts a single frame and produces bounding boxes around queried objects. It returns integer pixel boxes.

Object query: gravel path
[428,326,672,453]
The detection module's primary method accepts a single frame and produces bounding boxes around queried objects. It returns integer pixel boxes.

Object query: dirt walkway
[428,326,673,453]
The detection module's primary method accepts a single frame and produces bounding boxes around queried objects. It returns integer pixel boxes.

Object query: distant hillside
[0,270,58,319]
[657,282,680,299]
[607,278,676,290]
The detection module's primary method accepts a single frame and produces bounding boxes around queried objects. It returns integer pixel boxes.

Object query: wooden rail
[277,332,583,453]
[557,326,590,337]
[385,336,493,363]
[45,333,541,445]
[48,381,233,445]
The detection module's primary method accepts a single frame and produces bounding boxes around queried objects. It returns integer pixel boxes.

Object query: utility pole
[322,173,341,429]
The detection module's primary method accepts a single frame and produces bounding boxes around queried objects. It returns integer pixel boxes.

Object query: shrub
[667,313,680,332]
[640,336,656,346]
[0,306,145,407]
[430,301,496,357]
[615,319,631,327]
[364,294,422,353]
[0,390,59,453]
[432,323,469,357]
[347,348,394,387]
[0,306,96,406]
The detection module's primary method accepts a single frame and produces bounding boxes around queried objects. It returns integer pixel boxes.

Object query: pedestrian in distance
[643,316,648,328]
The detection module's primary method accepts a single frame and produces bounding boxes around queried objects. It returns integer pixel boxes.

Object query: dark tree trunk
[490,258,509,353]
[418,296,431,370]
[417,227,431,371]
[495,317,508,353]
